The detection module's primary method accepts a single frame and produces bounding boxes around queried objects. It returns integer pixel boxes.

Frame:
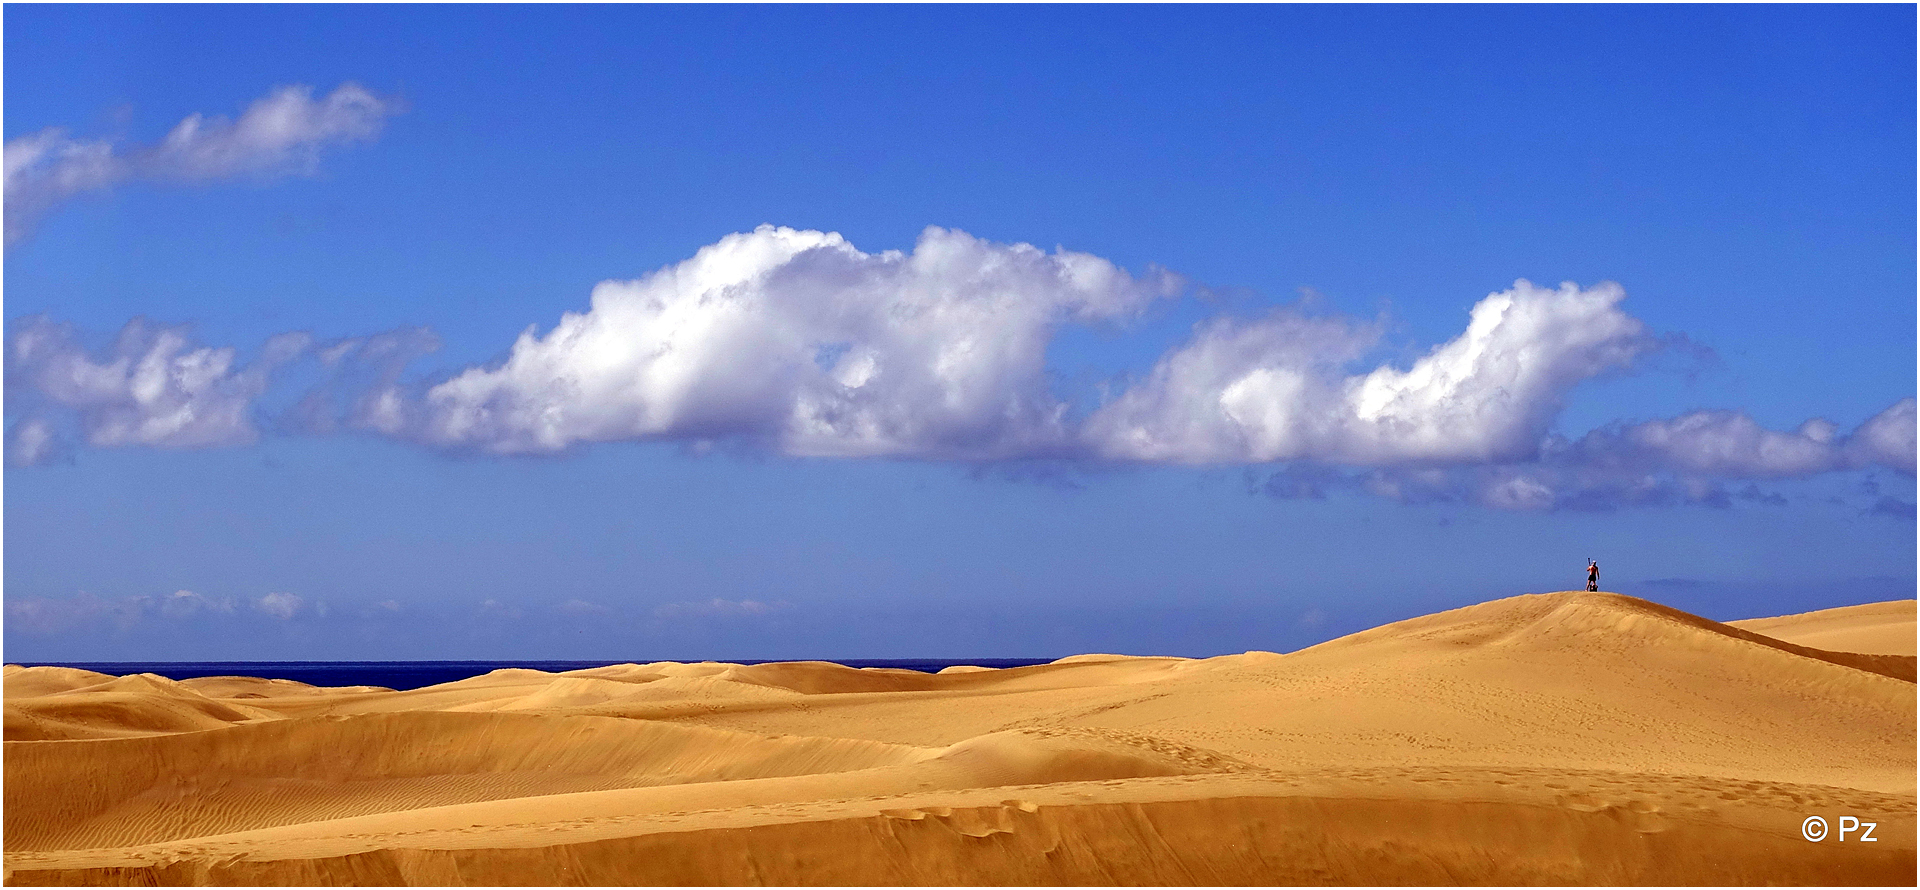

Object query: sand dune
[2,669,283,742]
[1729,599,1916,657]
[6,592,1913,885]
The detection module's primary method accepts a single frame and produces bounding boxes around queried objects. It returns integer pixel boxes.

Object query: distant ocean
[24,659,1056,691]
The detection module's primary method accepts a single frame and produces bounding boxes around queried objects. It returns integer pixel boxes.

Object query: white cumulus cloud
[415,225,1182,459]
[1844,397,1916,475]
[1557,399,1917,480]
[5,316,309,463]
[7,222,1910,514]
[1086,280,1659,465]
[4,83,398,245]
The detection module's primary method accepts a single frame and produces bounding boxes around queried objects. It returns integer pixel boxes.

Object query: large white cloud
[4,83,398,245]
[416,225,1183,458]
[7,224,1911,512]
[1085,280,1658,465]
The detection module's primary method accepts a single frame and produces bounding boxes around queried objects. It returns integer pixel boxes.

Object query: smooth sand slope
[1728,599,1916,657]
[5,592,1913,885]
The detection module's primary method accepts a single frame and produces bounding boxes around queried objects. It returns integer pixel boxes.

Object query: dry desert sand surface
[1727,599,1917,657]
[4,591,1914,886]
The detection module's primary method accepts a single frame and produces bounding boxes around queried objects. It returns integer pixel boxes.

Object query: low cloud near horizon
[1,589,796,660]
[5,225,1913,513]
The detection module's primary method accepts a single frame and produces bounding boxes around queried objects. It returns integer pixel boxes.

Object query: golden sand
[5,592,1913,885]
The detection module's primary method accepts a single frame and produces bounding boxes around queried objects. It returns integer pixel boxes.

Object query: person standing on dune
[1586,559,1600,592]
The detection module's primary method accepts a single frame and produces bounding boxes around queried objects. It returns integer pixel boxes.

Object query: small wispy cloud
[652,598,784,619]
[1252,397,1915,513]
[285,327,442,436]
[5,417,63,468]
[4,589,268,635]
[4,82,400,246]
[162,589,236,618]
[6,592,125,635]
[254,591,305,620]
[476,599,525,620]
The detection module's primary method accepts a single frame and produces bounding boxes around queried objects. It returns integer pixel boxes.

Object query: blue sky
[5,4,1913,662]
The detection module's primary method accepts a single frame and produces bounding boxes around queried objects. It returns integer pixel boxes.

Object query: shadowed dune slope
[4,711,944,851]
[13,792,1910,887]
[5,591,1913,886]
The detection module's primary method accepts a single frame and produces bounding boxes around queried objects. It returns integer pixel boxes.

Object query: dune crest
[6,592,1912,885]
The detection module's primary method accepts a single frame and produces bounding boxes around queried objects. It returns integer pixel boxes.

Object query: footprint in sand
[1557,793,1610,813]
